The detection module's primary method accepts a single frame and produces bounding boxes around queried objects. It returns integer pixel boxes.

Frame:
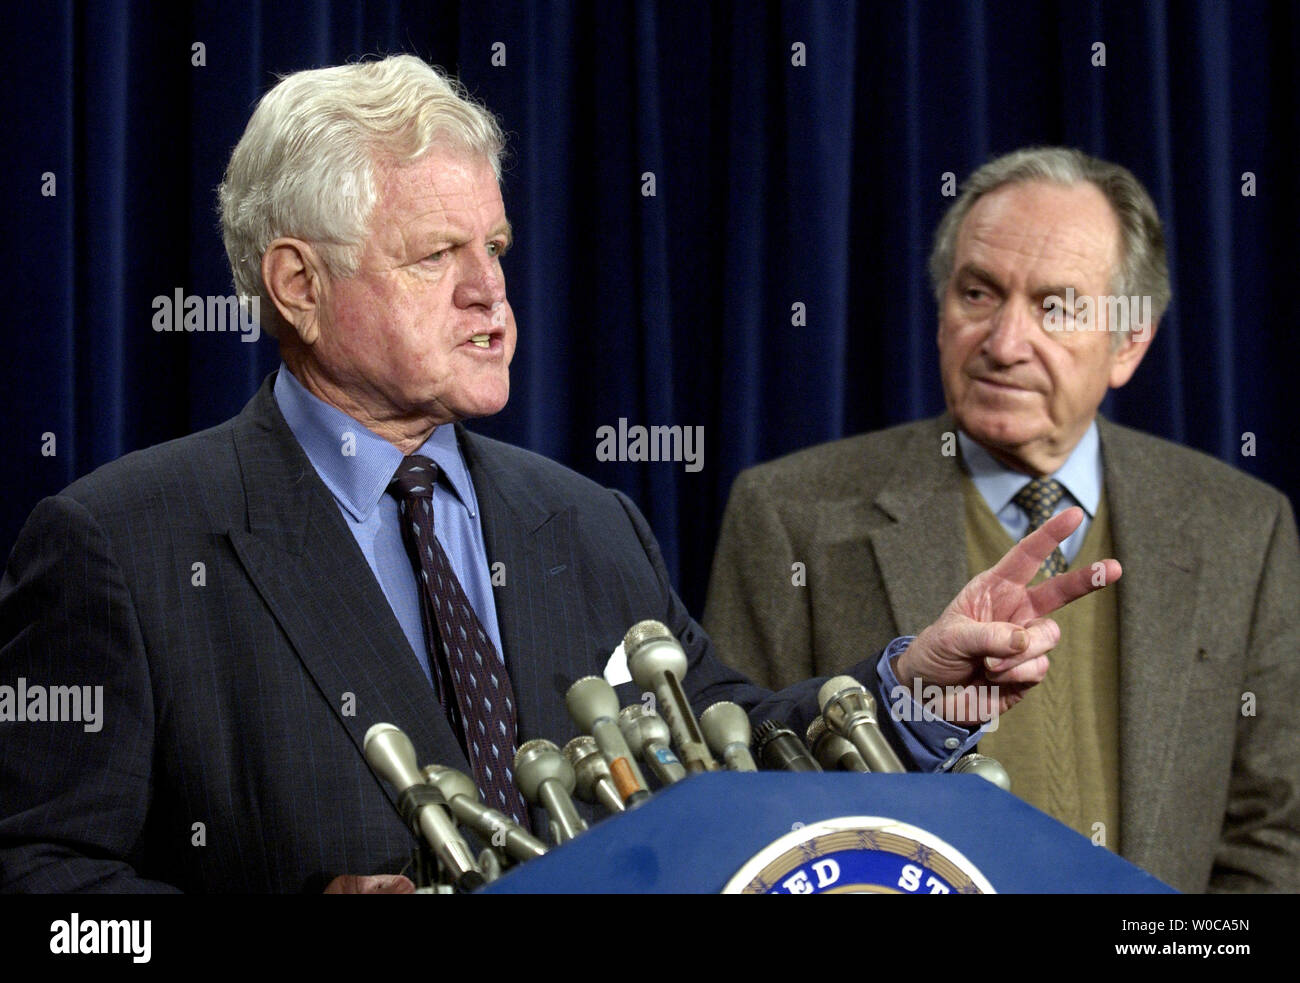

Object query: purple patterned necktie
[387,455,531,829]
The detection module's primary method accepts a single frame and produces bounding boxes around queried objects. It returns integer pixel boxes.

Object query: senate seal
[722,816,995,894]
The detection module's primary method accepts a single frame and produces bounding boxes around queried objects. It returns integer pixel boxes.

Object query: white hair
[218,55,506,336]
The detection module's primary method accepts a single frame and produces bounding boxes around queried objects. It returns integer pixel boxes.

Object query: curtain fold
[5,0,1296,615]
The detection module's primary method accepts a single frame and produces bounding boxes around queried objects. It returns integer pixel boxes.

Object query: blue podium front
[485,772,1174,893]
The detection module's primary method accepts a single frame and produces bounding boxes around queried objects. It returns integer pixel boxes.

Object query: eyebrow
[414,219,513,250]
[956,264,1081,301]
[955,263,1002,290]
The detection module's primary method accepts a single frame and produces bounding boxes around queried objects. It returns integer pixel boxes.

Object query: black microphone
[752,720,822,772]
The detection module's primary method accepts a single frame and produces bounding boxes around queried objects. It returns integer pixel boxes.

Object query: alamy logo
[50,913,151,963]
[595,418,704,473]
[1041,288,1153,341]
[888,679,1000,732]
[0,678,104,732]
[152,289,261,343]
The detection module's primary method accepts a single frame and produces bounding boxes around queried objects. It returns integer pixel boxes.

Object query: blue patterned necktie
[387,455,531,829]
[1012,477,1069,577]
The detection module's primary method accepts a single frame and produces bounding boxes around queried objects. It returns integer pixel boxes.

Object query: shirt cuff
[874,637,987,772]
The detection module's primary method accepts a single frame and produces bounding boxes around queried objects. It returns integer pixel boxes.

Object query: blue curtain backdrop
[4,0,1297,616]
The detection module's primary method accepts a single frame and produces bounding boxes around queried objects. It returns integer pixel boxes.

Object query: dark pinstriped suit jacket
[0,375,860,892]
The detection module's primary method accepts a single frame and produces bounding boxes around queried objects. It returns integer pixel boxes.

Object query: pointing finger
[989,506,1085,587]
[1026,558,1123,617]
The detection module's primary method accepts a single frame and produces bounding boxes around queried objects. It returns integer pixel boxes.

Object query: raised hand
[895,506,1122,725]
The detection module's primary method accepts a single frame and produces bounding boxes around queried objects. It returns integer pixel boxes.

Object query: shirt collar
[273,365,478,521]
[957,421,1102,518]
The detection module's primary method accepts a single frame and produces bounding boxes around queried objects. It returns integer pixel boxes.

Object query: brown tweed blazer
[703,413,1300,893]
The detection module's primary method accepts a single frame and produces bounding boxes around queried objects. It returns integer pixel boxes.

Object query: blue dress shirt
[273,366,505,688]
[958,423,1103,564]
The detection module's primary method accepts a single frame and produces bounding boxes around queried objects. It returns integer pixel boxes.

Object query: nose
[982,296,1038,367]
[453,245,507,310]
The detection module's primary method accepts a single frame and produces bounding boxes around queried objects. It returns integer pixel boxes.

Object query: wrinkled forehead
[360,148,509,260]
[371,147,504,219]
[957,180,1122,288]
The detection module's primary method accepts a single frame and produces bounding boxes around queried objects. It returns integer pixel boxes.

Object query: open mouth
[462,330,503,351]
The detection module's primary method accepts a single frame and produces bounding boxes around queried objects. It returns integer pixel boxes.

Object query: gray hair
[928,147,1170,336]
[218,55,506,336]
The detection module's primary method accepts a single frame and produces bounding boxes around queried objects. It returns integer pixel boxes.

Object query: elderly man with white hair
[0,60,1117,893]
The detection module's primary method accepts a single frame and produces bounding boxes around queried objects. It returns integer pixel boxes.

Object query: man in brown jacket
[704,147,1299,893]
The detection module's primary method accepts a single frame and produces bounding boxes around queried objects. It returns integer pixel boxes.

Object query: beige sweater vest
[961,477,1122,852]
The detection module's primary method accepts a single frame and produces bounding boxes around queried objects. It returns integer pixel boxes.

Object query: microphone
[623,620,718,774]
[752,720,822,772]
[818,676,907,774]
[618,704,687,786]
[699,701,758,772]
[363,722,485,892]
[565,676,651,807]
[513,738,588,844]
[563,736,627,815]
[806,716,870,772]
[951,753,1012,791]
[421,764,549,863]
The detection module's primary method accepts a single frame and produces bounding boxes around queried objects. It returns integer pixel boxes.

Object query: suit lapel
[1098,418,1201,863]
[225,379,465,810]
[865,416,969,634]
[457,428,592,746]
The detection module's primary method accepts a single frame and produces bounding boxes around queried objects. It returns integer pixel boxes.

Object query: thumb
[944,620,1029,662]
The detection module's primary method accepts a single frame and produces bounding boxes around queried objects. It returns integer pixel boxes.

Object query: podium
[485,772,1174,893]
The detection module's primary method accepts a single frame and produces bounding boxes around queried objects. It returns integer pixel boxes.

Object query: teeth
[470,334,490,348]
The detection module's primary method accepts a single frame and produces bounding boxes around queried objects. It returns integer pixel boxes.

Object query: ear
[1108,317,1158,389]
[262,238,328,346]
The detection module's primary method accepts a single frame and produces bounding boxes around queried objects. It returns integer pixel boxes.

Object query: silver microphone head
[818,675,877,733]
[699,701,752,753]
[422,764,480,803]
[618,703,671,756]
[563,735,613,801]
[513,738,575,803]
[951,753,1012,791]
[363,722,424,792]
[818,675,868,711]
[565,675,621,731]
[806,716,869,772]
[623,620,688,690]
